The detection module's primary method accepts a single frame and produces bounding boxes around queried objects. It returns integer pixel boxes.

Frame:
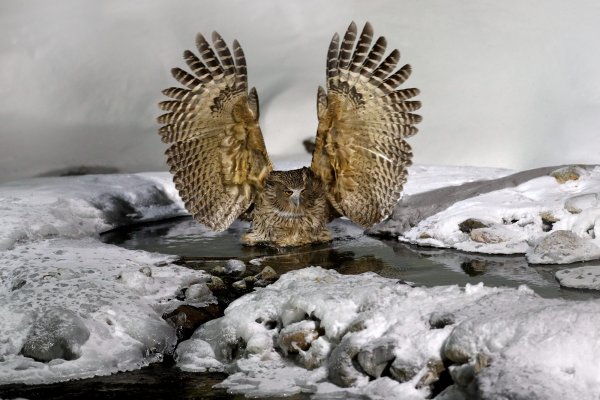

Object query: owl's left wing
[310,22,422,227]
[158,32,272,231]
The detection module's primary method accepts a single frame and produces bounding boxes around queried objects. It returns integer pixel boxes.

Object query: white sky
[1,0,599,182]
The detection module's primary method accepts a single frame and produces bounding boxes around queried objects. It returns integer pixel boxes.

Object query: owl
[158,22,421,247]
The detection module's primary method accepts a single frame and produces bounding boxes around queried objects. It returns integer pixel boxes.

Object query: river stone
[277,320,319,355]
[327,337,368,387]
[224,259,246,275]
[470,227,506,244]
[458,219,490,233]
[21,307,90,362]
[564,193,599,214]
[256,266,278,281]
[527,230,600,264]
[356,339,396,379]
[550,166,582,183]
[555,266,600,290]
[163,304,221,341]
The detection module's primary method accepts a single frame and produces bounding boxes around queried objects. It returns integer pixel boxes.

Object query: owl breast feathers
[158,22,421,247]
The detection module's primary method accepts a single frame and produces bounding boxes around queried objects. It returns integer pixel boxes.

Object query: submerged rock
[21,307,90,362]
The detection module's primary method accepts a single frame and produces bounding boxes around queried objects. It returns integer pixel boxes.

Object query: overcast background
[1,0,599,183]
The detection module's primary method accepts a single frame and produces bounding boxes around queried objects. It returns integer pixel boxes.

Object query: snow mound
[0,172,186,251]
[400,165,600,263]
[555,266,600,290]
[0,238,211,384]
[174,267,600,399]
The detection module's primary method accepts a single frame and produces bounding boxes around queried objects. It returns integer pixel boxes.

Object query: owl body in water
[158,22,421,247]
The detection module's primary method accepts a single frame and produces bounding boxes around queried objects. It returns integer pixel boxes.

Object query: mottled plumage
[158,22,421,247]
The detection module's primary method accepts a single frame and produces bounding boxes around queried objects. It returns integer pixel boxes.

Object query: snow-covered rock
[175,267,600,399]
[555,266,600,290]
[397,165,600,263]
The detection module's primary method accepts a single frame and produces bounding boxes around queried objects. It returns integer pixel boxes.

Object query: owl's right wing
[310,22,422,227]
[158,32,272,231]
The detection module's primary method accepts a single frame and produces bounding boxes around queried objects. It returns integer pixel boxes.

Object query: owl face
[264,167,322,216]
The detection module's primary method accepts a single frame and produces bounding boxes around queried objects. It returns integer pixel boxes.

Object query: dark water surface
[5,217,597,400]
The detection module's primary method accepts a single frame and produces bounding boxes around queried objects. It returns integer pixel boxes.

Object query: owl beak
[291,192,301,207]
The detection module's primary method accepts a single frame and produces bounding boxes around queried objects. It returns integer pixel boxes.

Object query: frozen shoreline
[1,164,599,399]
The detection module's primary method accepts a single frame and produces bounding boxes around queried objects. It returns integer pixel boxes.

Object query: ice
[398,166,600,263]
[176,267,600,399]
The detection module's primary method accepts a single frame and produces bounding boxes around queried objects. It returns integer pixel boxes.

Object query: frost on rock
[174,267,600,399]
[0,238,210,384]
[397,165,600,263]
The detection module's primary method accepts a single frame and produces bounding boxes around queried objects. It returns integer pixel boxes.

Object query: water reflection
[101,216,600,301]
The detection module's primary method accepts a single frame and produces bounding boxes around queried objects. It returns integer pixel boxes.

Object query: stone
[138,266,152,277]
[162,304,221,341]
[277,320,320,355]
[224,259,246,275]
[356,339,396,379]
[328,337,368,387]
[206,276,226,293]
[185,283,213,303]
[550,166,582,183]
[21,307,90,362]
[564,193,599,214]
[232,280,247,291]
[416,359,446,389]
[459,219,490,233]
[256,266,278,281]
[527,230,600,264]
[470,227,506,244]
[429,312,456,329]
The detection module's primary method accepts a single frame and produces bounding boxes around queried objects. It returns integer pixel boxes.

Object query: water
[102,216,600,301]
[9,216,595,400]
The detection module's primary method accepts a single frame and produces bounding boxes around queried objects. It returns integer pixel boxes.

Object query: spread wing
[158,32,272,231]
[310,22,422,227]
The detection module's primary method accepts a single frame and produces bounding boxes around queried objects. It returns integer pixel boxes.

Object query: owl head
[264,167,323,216]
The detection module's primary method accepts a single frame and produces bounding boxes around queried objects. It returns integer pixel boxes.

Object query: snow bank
[0,172,209,384]
[175,267,600,399]
[0,172,186,251]
[0,238,211,384]
[399,166,600,263]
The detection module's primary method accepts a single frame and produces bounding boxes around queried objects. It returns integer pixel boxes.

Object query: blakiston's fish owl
[158,22,421,247]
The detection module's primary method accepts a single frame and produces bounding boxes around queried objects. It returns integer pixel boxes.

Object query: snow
[3,1,600,183]
[555,266,600,290]
[1,164,600,396]
[175,267,600,399]
[400,166,600,263]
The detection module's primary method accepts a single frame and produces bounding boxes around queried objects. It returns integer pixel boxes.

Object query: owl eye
[284,190,293,196]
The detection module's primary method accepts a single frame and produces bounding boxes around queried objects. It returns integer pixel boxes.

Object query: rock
[539,211,559,232]
[185,283,214,303]
[21,307,90,362]
[470,227,506,244]
[277,320,320,355]
[416,359,446,389]
[555,266,600,290]
[550,166,582,183]
[224,259,246,275]
[429,312,456,329]
[527,230,600,264]
[138,266,152,277]
[564,193,599,214]
[256,266,278,282]
[163,304,221,341]
[459,219,490,233]
[328,337,368,387]
[389,359,420,383]
[232,280,247,291]
[356,339,396,379]
[419,232,432,239]
[206,276,226,293]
